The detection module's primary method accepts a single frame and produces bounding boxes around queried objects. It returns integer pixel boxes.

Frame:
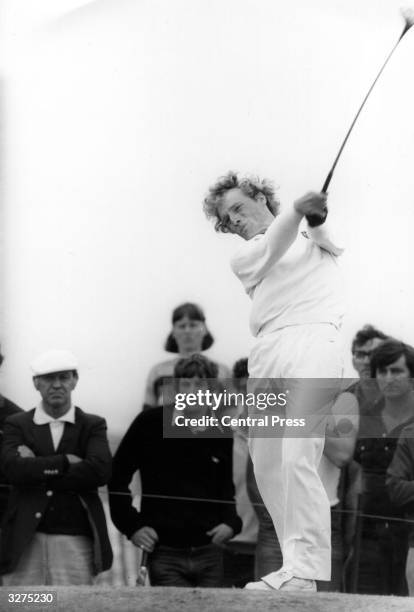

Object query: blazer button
[35,512,42,519]
[46,490,53,497]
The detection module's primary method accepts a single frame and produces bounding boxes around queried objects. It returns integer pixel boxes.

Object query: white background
[1,0,414,433]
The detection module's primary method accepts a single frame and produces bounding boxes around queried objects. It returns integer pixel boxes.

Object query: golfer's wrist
[289,207,305,224]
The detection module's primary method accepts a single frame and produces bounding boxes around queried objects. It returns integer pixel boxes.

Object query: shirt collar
[33,403,76,425]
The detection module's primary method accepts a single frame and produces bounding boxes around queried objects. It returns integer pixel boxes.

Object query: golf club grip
[321,170,333,194]
[306,212,328,227]
[141,550,148,566]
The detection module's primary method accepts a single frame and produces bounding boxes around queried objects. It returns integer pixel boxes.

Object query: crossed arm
[1,418,112,490]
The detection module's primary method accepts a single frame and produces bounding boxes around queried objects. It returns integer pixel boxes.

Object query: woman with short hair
[143,302,230,408]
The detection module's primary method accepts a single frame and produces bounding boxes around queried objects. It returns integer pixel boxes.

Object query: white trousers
[248,323,343,581]
[406,547,414,596]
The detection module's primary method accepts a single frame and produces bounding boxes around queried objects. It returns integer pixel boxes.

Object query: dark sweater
[109,406,242,547]
[387,422,414,545]
[354,399,414,531]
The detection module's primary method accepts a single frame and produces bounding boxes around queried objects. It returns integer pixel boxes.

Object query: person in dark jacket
[109,354,242,587]
[387,422,414,595]
[0,349,113,585]
[0,346,23,522]
[348,324,388,417]
[0,346,23,588]
[343,324,388,593]
[353,339,414,596]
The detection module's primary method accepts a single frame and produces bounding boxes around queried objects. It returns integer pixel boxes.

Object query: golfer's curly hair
[203,171,280,233]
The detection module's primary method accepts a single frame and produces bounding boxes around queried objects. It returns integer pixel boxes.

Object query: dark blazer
[0,407,113,575]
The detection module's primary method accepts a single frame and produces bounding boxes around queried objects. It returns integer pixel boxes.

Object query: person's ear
[71,373,79,390]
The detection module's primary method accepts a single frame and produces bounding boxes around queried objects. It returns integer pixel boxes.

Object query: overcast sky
[1,0,414,433]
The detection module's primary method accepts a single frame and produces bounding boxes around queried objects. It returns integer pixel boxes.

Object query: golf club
[321,8,414,194]
[136,549,149,586]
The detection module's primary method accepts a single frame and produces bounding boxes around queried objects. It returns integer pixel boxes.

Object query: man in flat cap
[0,350,113,585]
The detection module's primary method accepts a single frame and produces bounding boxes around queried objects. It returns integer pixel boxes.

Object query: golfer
[203,172,345,592]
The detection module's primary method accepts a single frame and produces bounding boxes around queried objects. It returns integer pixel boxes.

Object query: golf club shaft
[321,28,407,194]
[136,550,149,586]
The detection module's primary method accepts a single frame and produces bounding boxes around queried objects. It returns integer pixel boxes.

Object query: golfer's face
[218,188,271,239]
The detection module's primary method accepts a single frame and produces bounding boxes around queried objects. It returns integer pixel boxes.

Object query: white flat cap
[31,349,78,376]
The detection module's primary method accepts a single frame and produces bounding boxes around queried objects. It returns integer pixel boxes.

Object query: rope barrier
[1,483,414,524]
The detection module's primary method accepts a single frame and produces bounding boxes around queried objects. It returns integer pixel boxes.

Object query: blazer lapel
[56,407,82,454]
[31,421,55,456]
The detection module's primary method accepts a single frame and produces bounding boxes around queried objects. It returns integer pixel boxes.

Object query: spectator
[222,358,258,588]
[353,339,414,595]
[0,350,113,585]
[349,324,388,416]
[387,421,414,596]
[0,346,22,588]
[247,390,358,592]
[109,354,242,587]
[344,324,388,592]
[143,303,231,407]
[0,346,23,522]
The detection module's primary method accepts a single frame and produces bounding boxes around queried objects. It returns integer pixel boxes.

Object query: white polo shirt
[230,220,345,336]
[33,403,75,450]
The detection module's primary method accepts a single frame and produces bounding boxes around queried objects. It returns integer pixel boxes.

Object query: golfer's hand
[131,527,159,553]
[206,523,234,546]
[294,192,327,220]
[17,445,35,458]
[66,454,82,464]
